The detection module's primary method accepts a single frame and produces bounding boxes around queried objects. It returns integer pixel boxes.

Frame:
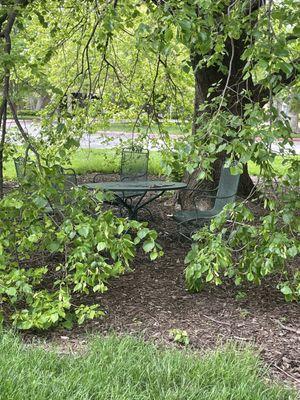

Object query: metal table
[82,180,187,219]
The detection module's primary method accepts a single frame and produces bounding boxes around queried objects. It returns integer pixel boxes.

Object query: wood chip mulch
[14,173,300,390]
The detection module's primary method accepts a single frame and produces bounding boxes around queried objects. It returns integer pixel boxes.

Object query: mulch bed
[11,173,300,390]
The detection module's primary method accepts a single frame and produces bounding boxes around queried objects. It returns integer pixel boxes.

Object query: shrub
[185,201,300,301]
[0,166,162,329]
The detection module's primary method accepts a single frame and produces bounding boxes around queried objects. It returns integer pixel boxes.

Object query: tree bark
[0,97,8,198]
[179,33,260,208]
[0,10,17,197]
[0,1,33,196]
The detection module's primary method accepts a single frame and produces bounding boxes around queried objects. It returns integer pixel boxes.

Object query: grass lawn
[248,156,299,176]
[0,332,296,400]
[71,148,163,176]
[4,149,164,181]
[4,148,297,181]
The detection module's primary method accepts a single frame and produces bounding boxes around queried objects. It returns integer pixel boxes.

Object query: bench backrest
[212,166,240,212]
[120,149,149,181]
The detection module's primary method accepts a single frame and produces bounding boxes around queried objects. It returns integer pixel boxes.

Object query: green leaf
[117,224,124,235]
[280,285,293,295]
[78,226,90,238]
[28,233,41,243]
[287,246,298,257]
[150,251,158,261]
[137,228,150,239]
[179,19,191,32]
[206,271,214,282]
[33,196,48,208]
[6,287,17,296]
[181,64,190,74]
[143,240,155,253]
[278,61,293,76]
[97,242,106,251]
[164,27,173,42]
[62,318,73,330]
[48,241,61,253]
[247,272,254,281]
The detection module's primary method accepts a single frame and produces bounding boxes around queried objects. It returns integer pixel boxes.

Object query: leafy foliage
[0,0,299,328]
[0,165,162,329]
[169,328,190,346]
[185,198,300,301]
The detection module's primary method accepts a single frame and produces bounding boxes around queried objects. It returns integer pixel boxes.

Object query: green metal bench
[173,165,240,237]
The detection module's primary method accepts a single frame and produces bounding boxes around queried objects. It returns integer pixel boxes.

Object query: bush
[0,166,162,329]
[185,201,300,301]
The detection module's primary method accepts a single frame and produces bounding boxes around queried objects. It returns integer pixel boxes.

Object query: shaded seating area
[14,153,240,227]
[92,147,153,217]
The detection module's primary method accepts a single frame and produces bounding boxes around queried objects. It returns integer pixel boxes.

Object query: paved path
[6,119,300,154]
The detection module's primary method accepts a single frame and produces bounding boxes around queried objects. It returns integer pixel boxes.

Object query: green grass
[3,149,164,181]
[4,148,297,181]
[248,156,299,176]
[0,332,296,400]
[70,148,163,176]
[7,110,39,120]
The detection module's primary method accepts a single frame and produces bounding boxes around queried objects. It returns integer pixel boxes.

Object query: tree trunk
[0,2,31,196]
[0,98,8,198]
[0,10,17,197]
[179,35,257,208]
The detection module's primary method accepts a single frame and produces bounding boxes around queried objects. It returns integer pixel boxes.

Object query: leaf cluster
[185,199,300,302]
[0,164,163,329]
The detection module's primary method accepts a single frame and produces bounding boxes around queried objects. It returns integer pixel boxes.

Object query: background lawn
[0,333,296,400]
[71,148,163,176]
[4,149,163,180]
[4,148,297,181]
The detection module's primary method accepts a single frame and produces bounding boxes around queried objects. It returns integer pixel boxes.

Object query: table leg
[114,191,147,219]
[113,190,166,220]
[128,190,165,219]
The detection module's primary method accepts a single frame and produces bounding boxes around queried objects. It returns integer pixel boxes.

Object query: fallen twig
[233,336,249,341]
[273,364,300,385]
[272,319,300,335]
[202,315,231,326]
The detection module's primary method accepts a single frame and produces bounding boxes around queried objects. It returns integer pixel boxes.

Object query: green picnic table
[81,180,187,219]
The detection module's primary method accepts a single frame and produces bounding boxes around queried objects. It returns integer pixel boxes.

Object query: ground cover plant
[185,200,300,302]
[0,332,297,400]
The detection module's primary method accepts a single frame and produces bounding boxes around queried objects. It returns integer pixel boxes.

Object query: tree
[0,0,299,313]
[0,0,41,197]
[143,0,299,200]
